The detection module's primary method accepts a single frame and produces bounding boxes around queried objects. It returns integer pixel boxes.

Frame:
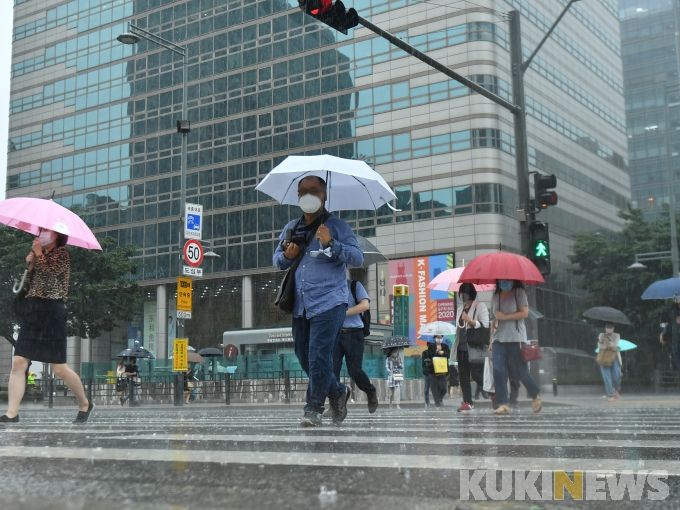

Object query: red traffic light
[310,0,333,15]
[298,0,358,34]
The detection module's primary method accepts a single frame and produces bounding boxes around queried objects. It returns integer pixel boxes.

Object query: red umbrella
[458,252,545,285]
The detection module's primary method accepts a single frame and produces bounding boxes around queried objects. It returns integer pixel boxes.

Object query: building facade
[7,0,628,366]
[620,0,680,219]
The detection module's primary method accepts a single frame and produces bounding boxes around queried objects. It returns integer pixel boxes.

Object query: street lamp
[116,23,190,246]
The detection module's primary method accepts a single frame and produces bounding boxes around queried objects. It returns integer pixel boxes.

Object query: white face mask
[39,231,54,246]
[605,327,614,334]
[298,194,323,214]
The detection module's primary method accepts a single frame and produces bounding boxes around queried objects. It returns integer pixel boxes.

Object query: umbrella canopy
[117,347,155,359]
[418,321,456,336]
[419,334,453,347]
[642,278,680,300]
[381,335,412,350]
[197,347,223,357]
[0,197,102,250]
[583,307,631,325]
[595,339,637,353]
[255,155,397,211]
[427,267,496,293]
[351,234,387,268]
[458,252,545,285]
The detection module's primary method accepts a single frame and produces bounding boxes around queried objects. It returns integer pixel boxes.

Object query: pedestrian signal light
[298,0,359,34]
[529,222,551,275]
[534,173,558,210]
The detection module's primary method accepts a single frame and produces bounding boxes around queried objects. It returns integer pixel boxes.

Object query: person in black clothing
[122,358,140,406]
[661,297,680,371]
[183,367,194,404]
[422,336,451,408]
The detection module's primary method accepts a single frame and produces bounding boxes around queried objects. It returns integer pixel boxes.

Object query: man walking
[273,176,363,427]
[329,279,378,414]
[661,296,680,370]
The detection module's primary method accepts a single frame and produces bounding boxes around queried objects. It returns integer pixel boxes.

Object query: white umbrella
[418,321,457,336]
[255,155,398,212]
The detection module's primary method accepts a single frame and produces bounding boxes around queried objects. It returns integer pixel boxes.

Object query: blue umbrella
[595,339,637,353]
[642,278,680,300]
[418,334,453,347]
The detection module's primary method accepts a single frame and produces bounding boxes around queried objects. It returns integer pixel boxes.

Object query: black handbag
[275,224,318,315]
[465,305,489,348]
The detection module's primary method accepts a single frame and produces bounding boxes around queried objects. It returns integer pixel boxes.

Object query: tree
[569,205,678,378]
[0,226,141,344]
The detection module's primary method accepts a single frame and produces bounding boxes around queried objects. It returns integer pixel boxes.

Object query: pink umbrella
[427,267,496,292]
[0,197,101,250]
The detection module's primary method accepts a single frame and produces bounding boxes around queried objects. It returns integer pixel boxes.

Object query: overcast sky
[0,13,12,201]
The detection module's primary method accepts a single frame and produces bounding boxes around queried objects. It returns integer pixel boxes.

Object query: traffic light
[529,221,551,275]
[534,173,558,210]
[298,0,359,34]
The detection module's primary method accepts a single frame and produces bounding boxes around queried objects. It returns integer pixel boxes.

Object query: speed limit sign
[183,239,204,267]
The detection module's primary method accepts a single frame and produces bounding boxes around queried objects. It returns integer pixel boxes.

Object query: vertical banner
[377,254,455,344]
[167,298,177,359]
[127,306,144,349]
[143,301,157,359]
[173,338,189,371]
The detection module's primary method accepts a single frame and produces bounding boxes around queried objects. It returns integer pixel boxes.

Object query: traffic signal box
[529,222,551,275]
[534,173,558,210]
[298,0,359,34]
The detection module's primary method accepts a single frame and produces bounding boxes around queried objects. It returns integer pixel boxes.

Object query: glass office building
[620,0,680,218]
[7,0,628,365]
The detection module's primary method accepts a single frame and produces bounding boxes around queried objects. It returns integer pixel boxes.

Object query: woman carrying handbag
[597,322,621,402]
[386,348,404,409]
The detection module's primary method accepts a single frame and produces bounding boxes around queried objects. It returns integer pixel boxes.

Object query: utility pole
[667,0,680,278]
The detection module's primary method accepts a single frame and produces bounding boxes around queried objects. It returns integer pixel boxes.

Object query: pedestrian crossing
[0,404,679,507]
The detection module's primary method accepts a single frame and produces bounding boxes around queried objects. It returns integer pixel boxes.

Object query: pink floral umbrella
[427,267,495,293]
[0,197,101,250]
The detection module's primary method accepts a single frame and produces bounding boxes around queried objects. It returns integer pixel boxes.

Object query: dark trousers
[332,329,376,396]
[429,374,447,406]
[457,349,473,405]
[292,304,347,414]
[424,375,431,404]
[471,362,484,392]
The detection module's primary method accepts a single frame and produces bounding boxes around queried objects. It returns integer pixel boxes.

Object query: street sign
[177,277,192,311]
[223,344,238,358]
[183,265,203,277]
[177,310,192,319]
[184,203,203,240]
[183,239,204,267]
[173,338,189,371]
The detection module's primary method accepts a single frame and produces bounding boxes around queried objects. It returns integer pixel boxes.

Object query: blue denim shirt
[273,214,364,319]
[344,279,370,328]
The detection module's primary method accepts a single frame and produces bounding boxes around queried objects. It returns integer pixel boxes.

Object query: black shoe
[132,402,141,407]
[482,390,489,399]
[0,414,19,423]
[329,387,351,424]
[367,392,379,414]
[73,402,95,424]
[300,411,322,427]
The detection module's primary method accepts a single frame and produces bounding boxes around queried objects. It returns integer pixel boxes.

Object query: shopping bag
[432,357,448,374]
[483,357,495,393]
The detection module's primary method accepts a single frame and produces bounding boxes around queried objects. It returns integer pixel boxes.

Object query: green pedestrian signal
[535,240,548,257]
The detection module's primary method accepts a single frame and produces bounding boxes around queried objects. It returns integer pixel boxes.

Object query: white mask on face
[39,231,54,246]
[298,194,323,214]
[605,327,614,334]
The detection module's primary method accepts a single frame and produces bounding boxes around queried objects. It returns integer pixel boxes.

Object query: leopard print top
[26,246,70,302]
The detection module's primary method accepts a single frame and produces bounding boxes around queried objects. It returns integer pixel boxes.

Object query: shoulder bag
[466,304,489,348]
[274,223,317,315]
[501,289,542,362]
[596,335,618,366]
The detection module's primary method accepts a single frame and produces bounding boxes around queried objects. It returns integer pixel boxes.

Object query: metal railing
[653,369,680,393]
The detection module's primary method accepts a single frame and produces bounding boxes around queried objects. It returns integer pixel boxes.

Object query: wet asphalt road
[0,402,679,509]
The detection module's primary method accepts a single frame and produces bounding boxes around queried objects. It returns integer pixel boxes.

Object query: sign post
[184,203,203,240]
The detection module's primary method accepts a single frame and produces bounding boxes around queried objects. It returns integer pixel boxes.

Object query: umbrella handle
[12,269,28,294]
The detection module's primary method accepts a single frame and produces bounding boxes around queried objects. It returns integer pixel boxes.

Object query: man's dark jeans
[424,375,431,405]
[673,341,680,371]
[332,328,376,396]
[293,304,347,414]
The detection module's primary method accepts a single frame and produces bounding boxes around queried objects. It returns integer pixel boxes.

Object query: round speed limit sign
[183,239,204,267]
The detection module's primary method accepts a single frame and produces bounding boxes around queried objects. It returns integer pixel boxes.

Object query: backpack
[350,280,371,336]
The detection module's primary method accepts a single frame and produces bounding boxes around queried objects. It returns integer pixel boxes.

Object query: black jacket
[422,343,451,376]
[662,304,680,343]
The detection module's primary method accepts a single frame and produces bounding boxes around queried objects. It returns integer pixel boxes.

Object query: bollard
[284,370,290,404]
[48,377,54,409]
[174,373,183,406]
[552,378,558,396]
[225,372,231,406]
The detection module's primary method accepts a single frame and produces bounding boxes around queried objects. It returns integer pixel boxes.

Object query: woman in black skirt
[1,228,94,424]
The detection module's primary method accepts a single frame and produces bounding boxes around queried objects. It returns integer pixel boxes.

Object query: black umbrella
[117,347,155,359]
[349,235,388,268]
[381,335,412,350]
[583,307,631,325]
[198,347,223,357]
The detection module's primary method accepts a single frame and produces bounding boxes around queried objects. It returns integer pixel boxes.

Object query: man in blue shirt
[273,176,364,426]
[329,280,378,414]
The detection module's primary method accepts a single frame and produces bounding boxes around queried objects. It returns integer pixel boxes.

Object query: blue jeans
[672,342,680,371]
[424,375,431,404]
[600,357,621,397]
[492,342,539,405]
[293,304,347,414]
[121,383,137,404]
